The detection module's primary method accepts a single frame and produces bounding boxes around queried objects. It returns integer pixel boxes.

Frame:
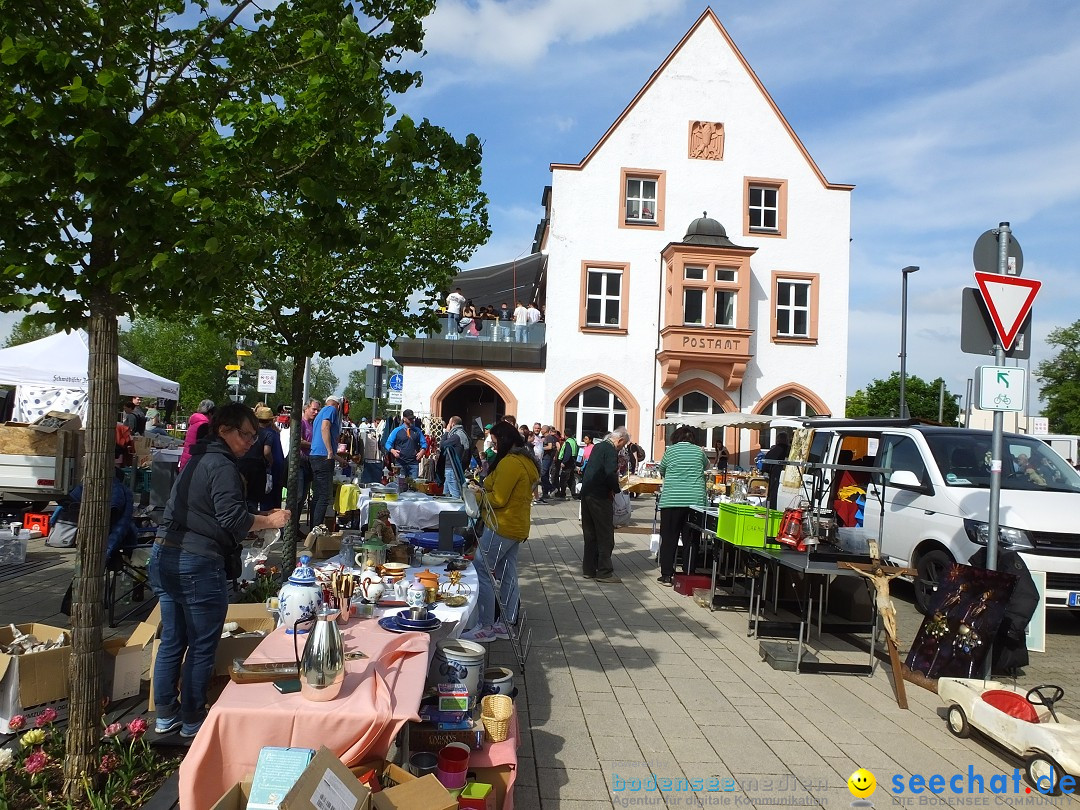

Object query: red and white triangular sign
[974,271,1041,351]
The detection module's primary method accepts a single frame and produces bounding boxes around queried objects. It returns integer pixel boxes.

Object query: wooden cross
[839,558,915,709]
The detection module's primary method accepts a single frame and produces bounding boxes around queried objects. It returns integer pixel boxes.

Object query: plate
[378,616,443,634]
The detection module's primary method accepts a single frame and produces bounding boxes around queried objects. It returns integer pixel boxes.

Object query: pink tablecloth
[471,706,520,810]
[179,620,430,809]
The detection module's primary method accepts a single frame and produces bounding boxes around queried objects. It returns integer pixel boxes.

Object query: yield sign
[974,271,1041,351]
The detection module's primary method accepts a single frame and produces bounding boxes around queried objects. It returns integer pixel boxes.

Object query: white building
[396,8,853,463]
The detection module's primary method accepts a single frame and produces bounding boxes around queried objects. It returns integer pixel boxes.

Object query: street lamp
[899,266,919,419]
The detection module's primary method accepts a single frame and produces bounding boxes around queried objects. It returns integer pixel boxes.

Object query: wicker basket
[480,694,513,743]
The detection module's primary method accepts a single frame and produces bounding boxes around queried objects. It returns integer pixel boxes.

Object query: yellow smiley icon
[848,768,876,798]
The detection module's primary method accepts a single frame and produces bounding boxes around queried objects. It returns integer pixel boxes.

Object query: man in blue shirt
[385,409,428,479]
[309,395,341,528]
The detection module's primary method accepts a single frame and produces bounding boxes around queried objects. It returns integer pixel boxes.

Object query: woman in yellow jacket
[461,421,540,643]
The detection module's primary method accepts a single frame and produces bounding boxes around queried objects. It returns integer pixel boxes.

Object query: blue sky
[331,0,1080,414]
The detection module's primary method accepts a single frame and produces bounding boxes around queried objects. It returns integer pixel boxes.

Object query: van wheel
[914,549,953,614]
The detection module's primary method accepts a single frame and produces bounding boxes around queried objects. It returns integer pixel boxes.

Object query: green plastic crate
[723,503,782,548]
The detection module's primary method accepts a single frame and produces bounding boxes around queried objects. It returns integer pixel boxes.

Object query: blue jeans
[310,456,335,526]
[399,461,420,479]
[514,324,528,343]
[149,545,229,726]
[443,464,461,498]
[474,526,520,626]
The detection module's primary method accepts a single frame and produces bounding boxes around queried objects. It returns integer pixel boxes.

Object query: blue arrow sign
[388,373,404,392]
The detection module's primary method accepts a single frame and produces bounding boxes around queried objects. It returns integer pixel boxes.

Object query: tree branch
[134,0,256,127]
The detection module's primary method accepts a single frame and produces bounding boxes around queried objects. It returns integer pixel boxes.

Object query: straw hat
[254,405,274,421]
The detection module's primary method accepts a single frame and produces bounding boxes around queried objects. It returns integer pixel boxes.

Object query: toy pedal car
[939,677,1080,795]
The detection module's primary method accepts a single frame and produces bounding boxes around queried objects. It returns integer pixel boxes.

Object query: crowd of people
[443,287,543,342]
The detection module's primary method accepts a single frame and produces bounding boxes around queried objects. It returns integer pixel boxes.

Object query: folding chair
[105,531,157,628]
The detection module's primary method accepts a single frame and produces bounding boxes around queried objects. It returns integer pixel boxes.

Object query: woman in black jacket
[149,403,289,739]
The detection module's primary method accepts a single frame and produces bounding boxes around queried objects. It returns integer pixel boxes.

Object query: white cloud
[423,0,690,69]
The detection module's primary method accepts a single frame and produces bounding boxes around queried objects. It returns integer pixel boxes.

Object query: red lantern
[777,507,805,550]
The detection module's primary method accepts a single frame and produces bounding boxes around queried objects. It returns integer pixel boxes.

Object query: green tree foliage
[1035,322,1080,433]
[0,0,486,795]
[1,316,55,348]
[308,357,339,406]
[120,317,234,409]
[342,359,401,419]
[846,373,960,423]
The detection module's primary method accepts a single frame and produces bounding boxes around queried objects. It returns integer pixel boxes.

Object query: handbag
[47,501,80,548]
[47,518,79,548]
[223,540,244,580]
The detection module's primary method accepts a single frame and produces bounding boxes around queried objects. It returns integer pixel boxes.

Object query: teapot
[359,565,385,603]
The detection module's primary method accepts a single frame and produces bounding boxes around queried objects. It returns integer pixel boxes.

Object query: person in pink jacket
[178,399,215,470]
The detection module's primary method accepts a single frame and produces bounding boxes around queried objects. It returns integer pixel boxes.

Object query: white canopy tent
[0,330,180,422]
[655,412,803,431]
[655,411,803,468]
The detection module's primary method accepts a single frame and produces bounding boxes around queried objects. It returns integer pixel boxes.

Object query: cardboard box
[103,622,156,701]
[147,603,277,711]
[31,411,82,433]
[0,623,71,733]
[210,779,253,810]
[213,748,373,810]
[281,747,371,810]
[372,774,455,810]
[470,766,513,810]
[458,781,497,810]
[407,721,485,752]
[350,760,415,792]
[303,529,343,560]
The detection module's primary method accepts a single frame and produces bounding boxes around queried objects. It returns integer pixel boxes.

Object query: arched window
[759,394,815,447]
[664,391,725,450]
[563,386,627,441]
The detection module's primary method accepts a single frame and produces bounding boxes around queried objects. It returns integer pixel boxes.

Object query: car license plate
[1069,592,1080,607]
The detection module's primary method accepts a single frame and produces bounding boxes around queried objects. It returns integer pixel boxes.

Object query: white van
[779,418,1080,613]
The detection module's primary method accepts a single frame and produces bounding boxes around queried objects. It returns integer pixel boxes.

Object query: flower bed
[0,710,183,809]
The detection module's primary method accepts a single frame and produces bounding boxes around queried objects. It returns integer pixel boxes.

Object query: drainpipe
[651,252,664,461]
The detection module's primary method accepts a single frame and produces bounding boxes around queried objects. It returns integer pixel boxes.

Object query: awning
[451,252,546,308]
[656,412,803,431]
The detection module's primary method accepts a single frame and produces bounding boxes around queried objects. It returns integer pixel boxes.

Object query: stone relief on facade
[689,121,725,160]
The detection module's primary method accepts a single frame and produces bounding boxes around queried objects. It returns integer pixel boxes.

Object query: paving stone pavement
[4,498,1079,809]
[495,495,1080,809]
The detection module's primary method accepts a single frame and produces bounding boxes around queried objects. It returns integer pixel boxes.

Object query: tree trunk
[64,308,119,797]
[282,355,308,570]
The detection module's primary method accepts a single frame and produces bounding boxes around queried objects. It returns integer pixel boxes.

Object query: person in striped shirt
[656,426,709,586]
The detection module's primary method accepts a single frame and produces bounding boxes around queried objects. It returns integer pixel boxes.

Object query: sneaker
[490,622,511,640]
[657,576,673,587]
[154,716,182,735]
[582,573,595,579]
[595,576,623,584]
[180,720,203,739]
[460,626,497,643]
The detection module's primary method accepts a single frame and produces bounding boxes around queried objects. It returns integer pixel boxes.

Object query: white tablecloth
[337,486,466,530]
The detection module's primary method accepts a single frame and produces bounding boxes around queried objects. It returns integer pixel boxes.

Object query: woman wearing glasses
[149,403,290,740]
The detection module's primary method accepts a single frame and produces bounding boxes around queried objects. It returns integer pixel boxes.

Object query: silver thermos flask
[299,606,345,701]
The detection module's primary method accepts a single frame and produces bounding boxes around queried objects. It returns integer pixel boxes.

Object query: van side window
[878,435,929,488]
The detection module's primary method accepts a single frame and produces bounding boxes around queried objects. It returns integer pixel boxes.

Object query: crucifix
[839,539,915,709]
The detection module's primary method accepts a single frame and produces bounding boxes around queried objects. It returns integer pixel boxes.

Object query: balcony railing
[394,319,547,369]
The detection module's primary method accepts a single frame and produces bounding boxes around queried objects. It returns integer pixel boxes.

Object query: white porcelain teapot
[359,565,385,603]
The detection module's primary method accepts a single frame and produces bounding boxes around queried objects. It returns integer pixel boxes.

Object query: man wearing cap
[309,396,342,528]
[385,409,428,479]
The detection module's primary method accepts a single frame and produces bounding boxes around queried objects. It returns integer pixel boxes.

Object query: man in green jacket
[579,426,630,583]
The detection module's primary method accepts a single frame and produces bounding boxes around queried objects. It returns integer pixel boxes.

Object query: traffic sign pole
[986,223,1011,575]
